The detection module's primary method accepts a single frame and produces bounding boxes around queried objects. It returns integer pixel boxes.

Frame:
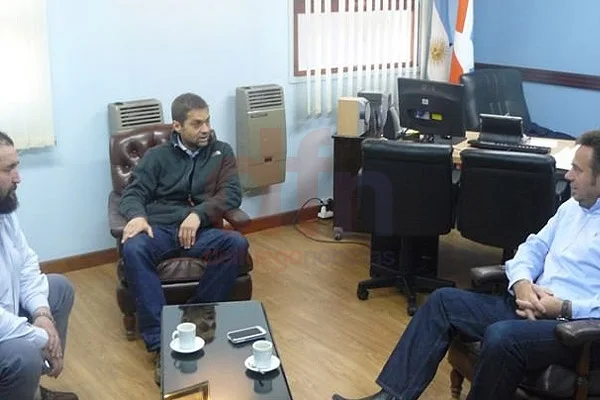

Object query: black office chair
[357,139,456,315]
[461,68,575,140]
[457,148,558,263]
[461,68,532,132]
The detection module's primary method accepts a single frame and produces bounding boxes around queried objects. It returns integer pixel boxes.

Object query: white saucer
[244,355,281,374]
[169,337,205,353]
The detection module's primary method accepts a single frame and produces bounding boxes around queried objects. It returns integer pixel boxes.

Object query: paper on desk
[529,138,558,148]
[552,145,579,170]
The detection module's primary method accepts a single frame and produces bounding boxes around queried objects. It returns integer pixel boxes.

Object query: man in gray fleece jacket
[119,93,249,364]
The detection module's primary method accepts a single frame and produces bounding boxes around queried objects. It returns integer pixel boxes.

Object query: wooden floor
[41,220,503,400]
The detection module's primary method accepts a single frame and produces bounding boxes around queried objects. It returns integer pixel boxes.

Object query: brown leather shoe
[332,390,397,400]
[40,386,78,400]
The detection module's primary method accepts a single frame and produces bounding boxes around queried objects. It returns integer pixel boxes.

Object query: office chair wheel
[333,227,343,241]
[407,304,418,316]
[357,287,369,300]
[407,295,418,316]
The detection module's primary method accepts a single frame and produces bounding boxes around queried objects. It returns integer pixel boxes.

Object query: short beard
[0,190,18,214]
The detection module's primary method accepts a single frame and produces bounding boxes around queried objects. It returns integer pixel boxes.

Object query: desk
[452,131,575,165]
[332,131,576,240]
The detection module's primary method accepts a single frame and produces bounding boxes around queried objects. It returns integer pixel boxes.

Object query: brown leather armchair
[447,266,600,400]
[108,124,253,340]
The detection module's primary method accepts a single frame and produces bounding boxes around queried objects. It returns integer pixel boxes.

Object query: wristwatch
[557,300,572,321]
[33,310,55,324]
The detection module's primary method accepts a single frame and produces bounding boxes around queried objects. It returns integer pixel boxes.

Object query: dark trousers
[376,287,600,400]
[122,225,248,352]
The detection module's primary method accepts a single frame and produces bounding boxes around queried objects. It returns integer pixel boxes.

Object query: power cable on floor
[293,198,370,248]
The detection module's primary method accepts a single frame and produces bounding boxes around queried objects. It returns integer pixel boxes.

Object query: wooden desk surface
[452,131,576,165]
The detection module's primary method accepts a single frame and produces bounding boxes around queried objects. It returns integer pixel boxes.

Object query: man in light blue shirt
[0,131,78,400]
[333,130,600,400]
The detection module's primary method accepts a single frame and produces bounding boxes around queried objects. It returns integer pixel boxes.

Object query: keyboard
[467,140,551,154]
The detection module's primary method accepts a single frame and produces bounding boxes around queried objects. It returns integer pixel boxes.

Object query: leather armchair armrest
[555,319,600,348]
[470,265,507,287]
[109,191,127,239]
[224,209,251,230]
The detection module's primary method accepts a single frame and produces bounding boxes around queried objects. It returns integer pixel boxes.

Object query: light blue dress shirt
[506,197,600,319]
[0,213,49,348]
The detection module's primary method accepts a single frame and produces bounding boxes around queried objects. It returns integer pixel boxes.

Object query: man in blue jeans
[119,93,249,381]
[0,131,77,400]
[333,130,600,400]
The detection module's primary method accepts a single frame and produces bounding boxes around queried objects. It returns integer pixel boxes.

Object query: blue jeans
[122,225,248,352]
[376,287,600,400]
[0,274,75,400]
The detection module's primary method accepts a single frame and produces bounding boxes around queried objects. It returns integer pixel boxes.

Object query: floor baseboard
[238,205,320,234]
[40,205,321,274]
[41,248,119,274]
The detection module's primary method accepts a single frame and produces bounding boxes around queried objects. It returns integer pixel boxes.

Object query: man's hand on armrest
[121,217,153,243]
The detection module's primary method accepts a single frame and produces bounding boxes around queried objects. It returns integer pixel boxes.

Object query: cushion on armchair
[116,252,253,286]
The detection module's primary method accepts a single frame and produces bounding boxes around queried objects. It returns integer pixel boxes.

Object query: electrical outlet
[317,197,333,219]
[317,205,334,219]
[317,198,334,219]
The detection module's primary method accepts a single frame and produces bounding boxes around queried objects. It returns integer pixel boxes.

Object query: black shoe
[40,386,79,400]
[153,352,161,386]
[332,389,397,400]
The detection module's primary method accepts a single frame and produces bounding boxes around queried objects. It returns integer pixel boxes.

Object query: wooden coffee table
[160,300,293,399]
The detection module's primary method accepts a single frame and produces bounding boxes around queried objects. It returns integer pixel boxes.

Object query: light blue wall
[474,0,600,136]
[17,0,334,261]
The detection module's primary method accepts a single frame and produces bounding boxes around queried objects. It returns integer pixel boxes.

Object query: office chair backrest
[360,139,454,236]
[457,149,556,251]
[461,68,532,132]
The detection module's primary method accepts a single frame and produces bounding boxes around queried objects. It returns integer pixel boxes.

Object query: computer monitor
[397,77,466,144]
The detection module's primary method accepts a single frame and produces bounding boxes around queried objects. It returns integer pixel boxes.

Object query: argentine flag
[427,0,474,83]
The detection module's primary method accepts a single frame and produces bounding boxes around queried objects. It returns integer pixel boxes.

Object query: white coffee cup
[172,322,196,350]
[252,340,273,369]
